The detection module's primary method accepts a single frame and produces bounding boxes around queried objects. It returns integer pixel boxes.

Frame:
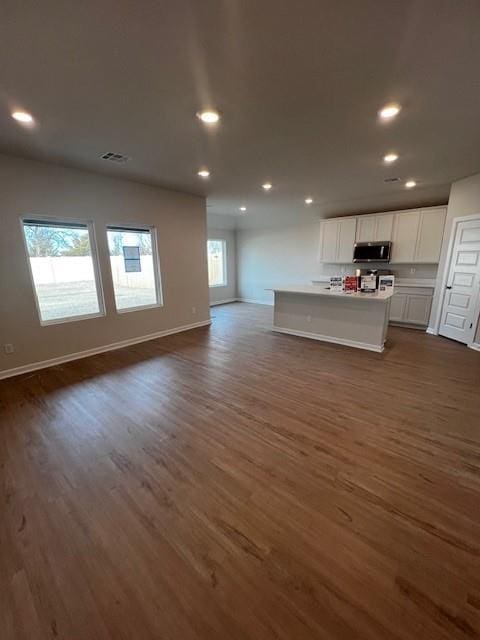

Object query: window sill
[116,302,164,314]
[40,311,106,327]
[209,283,228,288]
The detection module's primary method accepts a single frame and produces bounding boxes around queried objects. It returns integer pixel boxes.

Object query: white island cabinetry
[271,285,393,352]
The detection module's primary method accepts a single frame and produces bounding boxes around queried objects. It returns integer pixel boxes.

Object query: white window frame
[106,223,163,314]
[207,238,228,288]
[20,215,106,326]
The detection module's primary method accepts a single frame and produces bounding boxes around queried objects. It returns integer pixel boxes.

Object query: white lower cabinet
[404,294,432,326]
[389,287,433,328]
[389,293,408,322]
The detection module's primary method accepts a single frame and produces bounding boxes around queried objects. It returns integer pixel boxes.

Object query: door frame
[431,213,480,348]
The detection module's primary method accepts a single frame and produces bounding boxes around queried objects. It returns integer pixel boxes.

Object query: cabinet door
[337,218,357,263]
[356,216,376,242]
[391,210,420,263]
[375,213,394,241]
[414,208,447,263]
[404,295,432,326]
[389,293,408,321]
[319,220,339,263]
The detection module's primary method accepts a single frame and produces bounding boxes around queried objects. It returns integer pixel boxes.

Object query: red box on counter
[343,276,358,293]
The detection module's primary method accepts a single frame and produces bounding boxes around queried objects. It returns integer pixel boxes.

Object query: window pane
[23,222,101,323]
[207,239,226,287]
[107,228,159,310]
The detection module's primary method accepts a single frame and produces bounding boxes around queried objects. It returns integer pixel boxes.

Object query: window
[207,239,227,287]
[22,218,104,325]
[107,225,162,312]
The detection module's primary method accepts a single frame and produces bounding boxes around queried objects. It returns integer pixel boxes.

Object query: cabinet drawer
[394,286,434,296]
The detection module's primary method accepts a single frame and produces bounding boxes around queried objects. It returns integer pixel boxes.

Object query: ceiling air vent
[384,177,401,183]
[101,152,130,163]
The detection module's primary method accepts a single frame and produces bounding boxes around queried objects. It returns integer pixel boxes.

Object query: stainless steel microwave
[353,241,392,263]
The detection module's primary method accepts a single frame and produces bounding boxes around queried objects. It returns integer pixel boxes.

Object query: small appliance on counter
[360,273,377,292]
[343,275,358,293]
[378,274,395,291]
[355,268,393,291]
[329,270,394,294]
[329,276,343,292]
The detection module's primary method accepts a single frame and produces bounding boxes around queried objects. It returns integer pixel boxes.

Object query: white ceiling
[2,1,480,226]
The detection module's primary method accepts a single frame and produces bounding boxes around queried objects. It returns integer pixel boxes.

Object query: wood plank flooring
[1,301,480,640]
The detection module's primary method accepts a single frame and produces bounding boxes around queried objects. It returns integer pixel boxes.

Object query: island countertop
[270,284,394,301]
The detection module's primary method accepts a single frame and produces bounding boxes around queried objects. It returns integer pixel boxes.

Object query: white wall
[430,171,480,342]
[208,228,237,304]
[237,221,320,304]
[0,154,210,374]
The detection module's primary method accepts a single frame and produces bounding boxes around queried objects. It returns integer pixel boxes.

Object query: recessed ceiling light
[12,110,34,124]
[262,182,272,191]
[379,104,401,120]
[405,180,416,189]
[305,198,313,204]
[239,206,247,212]
[197,110,220,124]
[198,169,210,178]
[383,153,398,163]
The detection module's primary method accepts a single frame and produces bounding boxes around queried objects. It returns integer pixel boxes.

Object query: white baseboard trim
[426,327,437,335]
[210,298,238,306]
[272,326,384,353]
[237,298,274,306]
[389,321,426,331]
[469,342,480,352]
[0,319,212,381]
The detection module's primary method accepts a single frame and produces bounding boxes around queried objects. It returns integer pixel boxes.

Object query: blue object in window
[123,246,141,272]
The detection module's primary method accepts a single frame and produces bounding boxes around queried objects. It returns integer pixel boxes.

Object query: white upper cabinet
[337,217,357,263]
[319,219,339,263]
[319,206,446,264]
[375,213,394,242]
[356,216,376,243]
[319,217,357,263]
[356,213,394,243]
[391,210,421,263]
[390,207,446,263]
[415,208,447,263]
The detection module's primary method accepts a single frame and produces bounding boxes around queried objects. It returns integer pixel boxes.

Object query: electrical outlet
[3,344,14,355]
[306,315,312,323]
[191,306,196,315]
[410,267,416,274]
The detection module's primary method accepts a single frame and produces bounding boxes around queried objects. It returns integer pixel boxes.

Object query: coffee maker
[355,268,392,290]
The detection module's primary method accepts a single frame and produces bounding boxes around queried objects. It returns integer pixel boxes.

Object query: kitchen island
[271,285,393,352]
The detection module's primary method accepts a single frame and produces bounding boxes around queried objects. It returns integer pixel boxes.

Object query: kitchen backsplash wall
[318,262,438,281]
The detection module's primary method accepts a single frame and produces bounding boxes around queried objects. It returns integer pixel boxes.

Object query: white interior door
[439,219,480,344]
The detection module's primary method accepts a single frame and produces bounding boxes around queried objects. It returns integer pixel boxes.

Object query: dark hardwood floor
[1,302,480,640]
